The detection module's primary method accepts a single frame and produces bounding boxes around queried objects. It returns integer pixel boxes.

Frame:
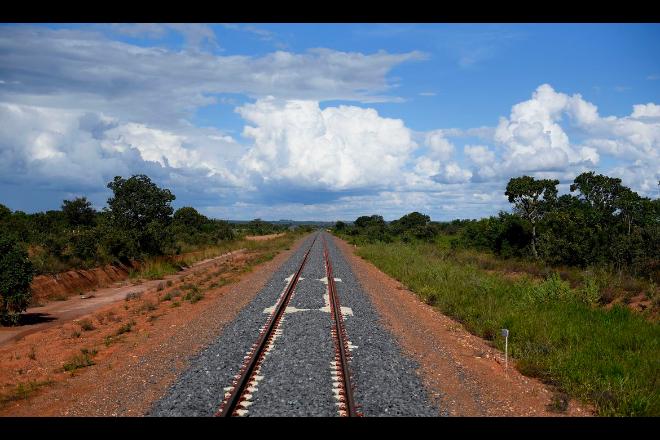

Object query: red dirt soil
[0,235,305,416]
[30,264,136,305]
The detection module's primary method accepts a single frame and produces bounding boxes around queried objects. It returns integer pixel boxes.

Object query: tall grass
[129,231,304,281]
[357,241,660,416]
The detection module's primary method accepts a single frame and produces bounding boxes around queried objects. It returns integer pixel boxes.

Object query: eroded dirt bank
[334,237,593,417]
[0,235,307,416]
[30,264,136,305]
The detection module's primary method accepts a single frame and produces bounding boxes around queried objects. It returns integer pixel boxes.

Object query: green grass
[129,260,179,280]
[62,348,97,372]
[357,241,660,416]
[0,380,54,408]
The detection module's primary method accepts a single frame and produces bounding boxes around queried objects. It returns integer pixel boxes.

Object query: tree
[106,175,176,257]
[390,211,430,234]
[62,197,96,228]
[173,207,208,231]
[505,176,559,258]
[107,175,175,231]
[0,233,35,325]
[354,215,385,229]
[334,221,347,231]
[570,171,624,217]
[0,203,10,222]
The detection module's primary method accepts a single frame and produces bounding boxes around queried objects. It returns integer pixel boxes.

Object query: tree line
[335,171,659,283]
[0,174,288,323]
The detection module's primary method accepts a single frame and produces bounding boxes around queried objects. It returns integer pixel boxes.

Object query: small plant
[547,392,570,413]
[157,282,165,291]
[79,319,95,331]
[0,380,53,406]
[125,291,142,301]
[181,283,195,291]
[115,320,135,335]
[63,348,97,372]
[171,301,181,308]
[188,291,204,304]
[138,300,157,313]
[70,330,81,338]
[147,314,159,323]
[28,346,36,360]
[579,274,601,306]
[166,280,173,287]
[161,292,173,301]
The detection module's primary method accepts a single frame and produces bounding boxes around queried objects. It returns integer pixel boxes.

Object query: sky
[0,23,659,221]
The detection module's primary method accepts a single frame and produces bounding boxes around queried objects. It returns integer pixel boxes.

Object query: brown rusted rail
[215,233,317,417]
[323,235,359,417]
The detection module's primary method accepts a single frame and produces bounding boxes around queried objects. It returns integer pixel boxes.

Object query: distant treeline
[0,174,296,323]
[335,172,660,283]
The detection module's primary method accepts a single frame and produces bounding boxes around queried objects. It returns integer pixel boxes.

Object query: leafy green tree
[390,212,430,235]
[62,197,96,228]
[107,175,175,230]
[505,176,559,258]
[334,221,347,231]
[0,233,35,325]
[570,171,626,219]
[173,207,208,231]
[106,175,176,257]
[354,215,386,229]
[248,218,272,235]
[0,203,10,221]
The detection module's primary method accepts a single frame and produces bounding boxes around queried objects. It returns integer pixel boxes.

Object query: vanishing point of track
[216,232,360,417]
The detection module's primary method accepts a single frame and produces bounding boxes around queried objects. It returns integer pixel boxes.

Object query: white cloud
[631,103,660,119]
[237,98,417,191]
[0,26,425,129]
[464,144,495,166]
[0,101,244,197]
[433,162,473,184]
[493,84,654,181]
[413,157,442,177]
[424,130,455,161]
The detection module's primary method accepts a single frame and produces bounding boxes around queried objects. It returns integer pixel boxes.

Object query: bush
[0,234,35,324]
[527,273,572,303]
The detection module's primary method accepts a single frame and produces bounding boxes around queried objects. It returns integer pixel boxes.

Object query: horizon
[1,23,658,220]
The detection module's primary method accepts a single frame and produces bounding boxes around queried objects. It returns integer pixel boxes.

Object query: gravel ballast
[150,231,438,416]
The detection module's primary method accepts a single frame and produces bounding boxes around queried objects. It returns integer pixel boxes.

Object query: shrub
[125,291,142,301]
[63,348,97,372]
[79,319,95,331]
[0,233,36,325]
[528,273,572,303]
[115,320,135,335]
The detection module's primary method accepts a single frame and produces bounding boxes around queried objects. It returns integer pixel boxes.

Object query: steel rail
[323,235,358,417]
[215,233,318,417]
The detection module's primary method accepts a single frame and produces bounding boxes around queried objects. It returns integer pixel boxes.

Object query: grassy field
[128,232,304,281]
[356,240,660,416]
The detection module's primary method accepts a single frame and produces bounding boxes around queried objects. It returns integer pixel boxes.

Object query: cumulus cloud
[424,130,455,161]
[631,103,660,119]
[434,162,473,183]
[237,98,417,192]
[0,102,244,206]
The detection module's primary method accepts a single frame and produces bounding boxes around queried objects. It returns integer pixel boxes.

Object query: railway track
[216,232,359,417]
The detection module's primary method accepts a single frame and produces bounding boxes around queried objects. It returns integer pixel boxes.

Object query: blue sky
[0,23,658,221]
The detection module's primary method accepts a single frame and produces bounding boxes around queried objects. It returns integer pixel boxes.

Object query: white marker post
[500,328,509,375]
